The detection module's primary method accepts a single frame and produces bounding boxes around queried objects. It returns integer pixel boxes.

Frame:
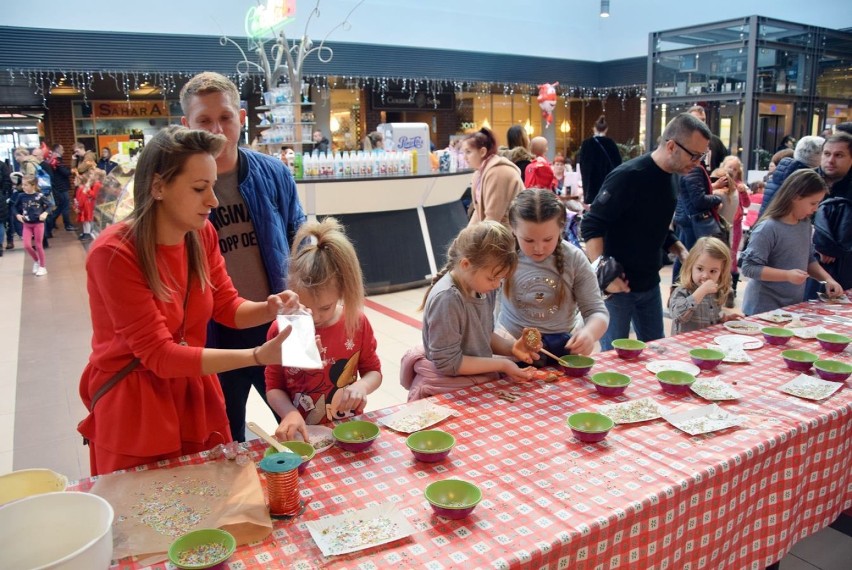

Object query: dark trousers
[218,365,281,442]
[48,191,72,229]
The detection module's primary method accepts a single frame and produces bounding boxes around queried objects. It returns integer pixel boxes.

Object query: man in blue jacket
[181,72,306,441]
[812,132,852,295]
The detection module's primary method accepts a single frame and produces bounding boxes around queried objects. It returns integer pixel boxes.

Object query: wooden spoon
[538,347,563,362]
[246,421,294,455]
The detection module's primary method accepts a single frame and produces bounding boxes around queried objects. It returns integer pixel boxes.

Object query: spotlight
[601,0,610,18]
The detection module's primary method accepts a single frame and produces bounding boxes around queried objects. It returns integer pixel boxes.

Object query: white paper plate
[378,400,455,434]
[305,501,415,556]
[817,292,851,304]
[294,425,334,453]
[779,374,843,401]
[690,378,742,400]
[706,343,752,363]
[663,403,744,435]
[789,325,828,339]
[596,397,670,424]
[723,320,762,335]
[756,309,795,323]
[646,360,701,376]
[713,334,764,350]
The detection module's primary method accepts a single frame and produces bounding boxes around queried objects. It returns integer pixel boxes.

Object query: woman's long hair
[128,125,226,301]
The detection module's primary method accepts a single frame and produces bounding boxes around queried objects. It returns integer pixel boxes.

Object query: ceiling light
[600,0,610,18]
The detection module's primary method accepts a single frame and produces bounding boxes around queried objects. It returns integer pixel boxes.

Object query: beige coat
[467,155,524,227]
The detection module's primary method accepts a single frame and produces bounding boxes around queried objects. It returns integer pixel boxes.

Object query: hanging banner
[370,90,454,111]
[93,101,169,118]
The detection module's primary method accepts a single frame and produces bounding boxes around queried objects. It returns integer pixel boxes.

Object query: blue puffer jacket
[208,148,306,350]
[814,196,852,289]
[758,158,812,217]
[674,165,722,225]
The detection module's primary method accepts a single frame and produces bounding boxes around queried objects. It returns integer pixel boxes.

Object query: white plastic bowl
[0,468,68,505]
[0,491,114,569]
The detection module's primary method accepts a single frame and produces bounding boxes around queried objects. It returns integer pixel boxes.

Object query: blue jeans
[601,287,665,351]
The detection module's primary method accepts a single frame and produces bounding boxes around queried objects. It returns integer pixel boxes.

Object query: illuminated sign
[93,101,168,118]
[246,0,296,39]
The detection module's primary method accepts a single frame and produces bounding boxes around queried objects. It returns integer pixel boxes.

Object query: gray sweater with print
[422,273,496,375]
[498,242,608,337]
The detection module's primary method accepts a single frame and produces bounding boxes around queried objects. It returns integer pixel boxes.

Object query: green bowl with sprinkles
[168,528,236,569]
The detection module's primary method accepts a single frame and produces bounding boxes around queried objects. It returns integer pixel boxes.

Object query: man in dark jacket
[758,136,824,217]
[812,132,852,294]
[47,144,75,232]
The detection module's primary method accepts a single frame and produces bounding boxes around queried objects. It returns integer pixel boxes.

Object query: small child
[499,189,609,360]
[740,169,842,315]
[14,175,50,276]
[669,237,742,335]
[76,169,102,240]
[524,136,555,190]
[265,217,382,442]
[401,221,538,401]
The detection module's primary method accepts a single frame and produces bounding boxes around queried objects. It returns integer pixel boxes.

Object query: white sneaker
[32,262,39,274]
[35,266,47,276]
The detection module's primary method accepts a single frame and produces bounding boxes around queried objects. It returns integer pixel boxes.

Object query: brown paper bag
[91,459,272,565]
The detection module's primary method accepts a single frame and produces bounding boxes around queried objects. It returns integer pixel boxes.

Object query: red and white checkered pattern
[72,301,852,569]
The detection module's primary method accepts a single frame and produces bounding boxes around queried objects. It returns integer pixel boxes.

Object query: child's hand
[510,336,539,364]
[786,269,809,285]
[335,381,369,416]
[720,309,744,322]
[565,329,595,356]
[274,410,310,443]
[501,360,535,382]
[38,212,48,222]
[695,279,718,299]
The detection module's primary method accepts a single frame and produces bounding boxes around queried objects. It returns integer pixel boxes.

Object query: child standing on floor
[669,237,743,335]
[265,217,382,442]
[14,175,50,276]
[75,168,101,240]
[401,221,538,401]
[740,169,842,315]
[498,189,609,361]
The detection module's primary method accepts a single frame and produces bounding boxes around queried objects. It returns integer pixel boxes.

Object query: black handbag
[591,255,626,296]
[691,211,730,244]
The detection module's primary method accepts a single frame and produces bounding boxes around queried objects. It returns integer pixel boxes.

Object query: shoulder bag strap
[87,357,140,412]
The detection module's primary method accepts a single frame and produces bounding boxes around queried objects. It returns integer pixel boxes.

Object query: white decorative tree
[221,0,364,152]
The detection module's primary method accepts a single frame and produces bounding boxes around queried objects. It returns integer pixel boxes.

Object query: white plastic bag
[276,311,323,369]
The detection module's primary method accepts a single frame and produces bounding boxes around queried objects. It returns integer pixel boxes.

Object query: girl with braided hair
[499,189,609,363]
[400,221,538,401]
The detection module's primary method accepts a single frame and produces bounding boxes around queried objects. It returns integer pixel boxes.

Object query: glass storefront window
[653,48,748,98]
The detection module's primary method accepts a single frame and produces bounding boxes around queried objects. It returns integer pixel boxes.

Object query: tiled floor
[1,229,849,568]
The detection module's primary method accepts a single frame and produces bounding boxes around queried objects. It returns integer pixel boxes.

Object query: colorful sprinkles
[131,477,226,537]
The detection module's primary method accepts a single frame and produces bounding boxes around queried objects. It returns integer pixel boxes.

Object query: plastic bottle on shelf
[293,153,303,179]
[410,150,418,175]
[334,152,344,178]
[343,151,352,177]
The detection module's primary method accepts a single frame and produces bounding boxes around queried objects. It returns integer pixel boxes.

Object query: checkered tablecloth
[73,301,852,569]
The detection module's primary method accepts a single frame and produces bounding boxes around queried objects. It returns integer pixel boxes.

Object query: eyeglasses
[668,139,708,163]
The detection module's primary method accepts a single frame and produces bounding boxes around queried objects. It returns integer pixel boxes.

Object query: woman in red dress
[78,126,299,475]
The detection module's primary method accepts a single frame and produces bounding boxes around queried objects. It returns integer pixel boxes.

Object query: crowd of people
[4,70,851,476]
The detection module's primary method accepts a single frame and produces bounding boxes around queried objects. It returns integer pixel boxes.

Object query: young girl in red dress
[265,217,383,443]
[78,126,301,476]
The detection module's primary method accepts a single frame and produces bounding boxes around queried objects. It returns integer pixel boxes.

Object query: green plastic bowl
[566,412,614,442]
[814,359,852,382]
[406,430,455,462]
[656,370,696,395]
[611,339,646,359]
[816,333,852,353]
[689,348,725,370]
[781,349,819,371]
[332,420,380,452]
[558,355,595,377]
[263,441,316,473]
[762,327,794,346]
[424,479,482,519]
[168,528,236,569]
[589,372,631,396]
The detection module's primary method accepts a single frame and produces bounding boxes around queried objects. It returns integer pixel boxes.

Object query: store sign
[371,91,454,111]
[94,101,169,118]
[246,0,296,39]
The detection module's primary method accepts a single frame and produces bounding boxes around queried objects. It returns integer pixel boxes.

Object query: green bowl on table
[566,412,614,443]
[816,333,851,353]
[558,355,595,377]
[425,479,482,519]
[263,441,316,474]
[689,348,725,370]
[589,372,631,396]
[761,327,794,346]
[168,528,236,569]
[656,370,696,395]
[406,430,456,462]
[813,360,852,382]
[781,349,819,372]
[332,420,380,452]
[611,339,646,359]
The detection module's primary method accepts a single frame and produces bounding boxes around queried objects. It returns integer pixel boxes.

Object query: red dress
[265,312,380,424]
[78,221,244,475]
[75,181,98,223]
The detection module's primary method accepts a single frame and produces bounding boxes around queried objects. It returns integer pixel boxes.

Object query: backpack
[35,164,52,194]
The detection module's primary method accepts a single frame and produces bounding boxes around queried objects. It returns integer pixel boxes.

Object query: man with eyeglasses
[582,113,711,351]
